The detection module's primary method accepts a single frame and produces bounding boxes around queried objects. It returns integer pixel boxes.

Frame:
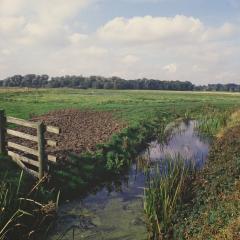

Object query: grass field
[0,88,240,240]
[1,88,240,123]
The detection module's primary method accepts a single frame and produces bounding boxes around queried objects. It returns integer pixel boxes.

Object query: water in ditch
[49,120,210,240]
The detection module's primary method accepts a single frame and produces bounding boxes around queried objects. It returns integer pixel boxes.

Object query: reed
[0,172,59,239]
[196,110,229,137]
[0,172,30,239]
[143,156,195,239]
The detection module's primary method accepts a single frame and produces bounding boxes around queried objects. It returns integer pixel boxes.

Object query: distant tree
[0,74,239,92]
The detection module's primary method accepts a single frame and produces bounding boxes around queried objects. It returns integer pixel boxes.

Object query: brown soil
[8,109,126,162]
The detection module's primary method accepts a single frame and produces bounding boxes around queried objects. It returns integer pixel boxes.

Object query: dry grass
[214,217,240,240]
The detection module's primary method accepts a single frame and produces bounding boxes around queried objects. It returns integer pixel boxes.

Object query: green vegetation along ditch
[172,111,240,240]
[0,88,240,239]
[49,119,210,239]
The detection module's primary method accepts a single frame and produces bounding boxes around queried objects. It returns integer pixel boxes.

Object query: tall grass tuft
[196,110,229,137]
[143,156,196,239]
[0,172,29,239]
[0,172,59,240]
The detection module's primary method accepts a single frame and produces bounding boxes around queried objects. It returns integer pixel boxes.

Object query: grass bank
[143,109,240,239]
[171,110,240,239]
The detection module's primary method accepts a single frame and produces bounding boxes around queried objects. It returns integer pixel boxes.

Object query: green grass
[144,156,196,239]
[0,88,240,124]
[196,110,229,137]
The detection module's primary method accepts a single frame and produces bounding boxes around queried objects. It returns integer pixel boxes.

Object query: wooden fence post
[0,110,6,154]
[37,122,45,179]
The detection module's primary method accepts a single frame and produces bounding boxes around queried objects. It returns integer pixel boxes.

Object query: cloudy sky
[0,0,240,84]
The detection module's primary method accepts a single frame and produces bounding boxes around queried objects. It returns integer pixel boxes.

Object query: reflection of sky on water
[146,121,209,168]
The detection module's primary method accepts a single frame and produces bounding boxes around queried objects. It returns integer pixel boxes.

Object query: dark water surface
[50,121,210,240]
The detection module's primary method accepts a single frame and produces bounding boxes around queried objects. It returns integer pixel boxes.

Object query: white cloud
[0,1,239,85]
[121,55,140,64]
[0,0,90,45]
[163,64,177,73]
[98,15,239,45]
[1,48,11,56]
[69,33,89,44]
[0,16,25,33]
[83,46,108,57]
[0,0,28,16]
[202,23,239,41]
[98,15,205,43]
[192,65,207,73]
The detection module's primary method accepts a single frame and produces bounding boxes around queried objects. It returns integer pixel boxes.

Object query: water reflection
[143,120,209,168]
[50,120,210,240]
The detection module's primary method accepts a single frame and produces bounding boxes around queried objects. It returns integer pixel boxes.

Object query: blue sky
[82,0,240,29]
[0,0,240,84]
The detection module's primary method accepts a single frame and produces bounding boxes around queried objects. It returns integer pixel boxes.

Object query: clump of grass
[143,156,196,239]
[184,110,191,121]
[228,110,240,127]
[155,119,168,146]
[100,120,160,172]
[196,110,229,137]
[0,171,59,240]
[0,172,29,239]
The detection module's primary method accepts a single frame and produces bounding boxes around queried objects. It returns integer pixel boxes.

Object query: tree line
[0,74,239,92]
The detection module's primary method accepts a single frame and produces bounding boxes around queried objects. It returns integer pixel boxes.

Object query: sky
[0,0,240,84]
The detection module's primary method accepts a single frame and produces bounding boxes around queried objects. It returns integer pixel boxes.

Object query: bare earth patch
[8,109,126,162]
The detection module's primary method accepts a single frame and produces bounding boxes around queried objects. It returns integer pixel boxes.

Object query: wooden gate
[0,110,60,179]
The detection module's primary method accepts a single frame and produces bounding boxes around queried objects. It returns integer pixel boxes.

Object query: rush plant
[144,156,196,239]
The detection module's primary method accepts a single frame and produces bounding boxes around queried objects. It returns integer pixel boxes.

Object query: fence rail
[0,110,60,179]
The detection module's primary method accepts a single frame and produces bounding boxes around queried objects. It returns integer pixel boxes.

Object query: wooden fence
[0,110,60,179]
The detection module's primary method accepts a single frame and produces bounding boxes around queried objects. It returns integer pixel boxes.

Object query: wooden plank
[48,154,57,163]
[0,110,6,154]
[46,125,60,134]
[7,117,37,129]
[7,129,38,142]
[37,122,45,179]
[8,150,39,167]
[46,139,57,147]
[8,141,38,156]
[8,151,38,178]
